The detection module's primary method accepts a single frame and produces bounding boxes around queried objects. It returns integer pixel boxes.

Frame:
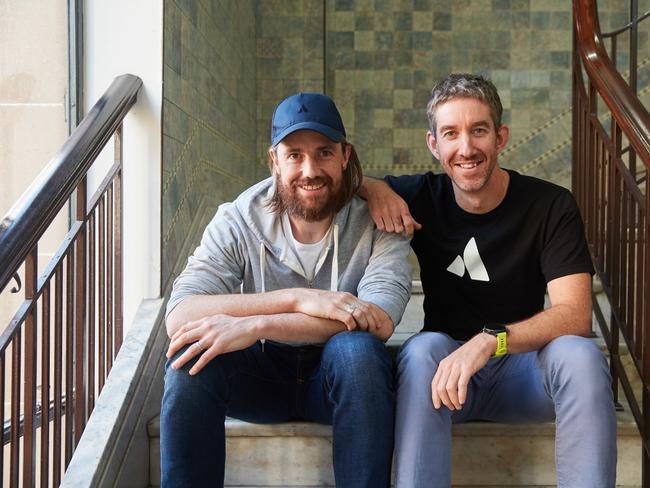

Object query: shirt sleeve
[356,229,412,329]
[166,203,246,317]
[540,190,595,283]
[383,173,429,208]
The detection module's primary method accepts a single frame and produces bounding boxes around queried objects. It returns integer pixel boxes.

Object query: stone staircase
[146,283,642,487]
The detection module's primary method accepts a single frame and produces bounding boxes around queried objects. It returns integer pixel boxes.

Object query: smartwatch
[482,323,508,357]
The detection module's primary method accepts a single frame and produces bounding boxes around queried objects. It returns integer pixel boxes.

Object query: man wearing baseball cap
[160,93,412,487]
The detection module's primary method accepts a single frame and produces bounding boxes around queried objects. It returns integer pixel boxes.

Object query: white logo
[446,237,490,281]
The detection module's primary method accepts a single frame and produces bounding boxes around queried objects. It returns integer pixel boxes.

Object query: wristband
[482,323,508,357]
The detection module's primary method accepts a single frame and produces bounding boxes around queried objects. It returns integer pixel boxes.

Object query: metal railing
[0,74,142,487]
[572,0,650,482]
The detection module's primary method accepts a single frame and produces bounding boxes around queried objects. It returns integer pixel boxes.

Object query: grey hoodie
[167,177,412,333]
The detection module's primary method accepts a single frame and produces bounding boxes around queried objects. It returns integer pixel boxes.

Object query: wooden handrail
[0,74,142,294]
[573,0,650,167]
[573,0,650,483]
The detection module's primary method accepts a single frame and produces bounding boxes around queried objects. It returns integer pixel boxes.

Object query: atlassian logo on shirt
[446,237,490,282]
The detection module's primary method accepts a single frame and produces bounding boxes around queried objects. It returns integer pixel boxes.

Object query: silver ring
[195,339,204,351]
[346,304,356,315]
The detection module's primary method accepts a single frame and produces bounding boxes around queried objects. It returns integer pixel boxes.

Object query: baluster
[23,247,38,487]
[10,331,21,487]
[114,125,124,353]
[53,265,63,485]
[74,178,87,445]
[99,196,106,391]
[40,281,51,488]
[65,251,74,467]
[88,213,95,415]
[107,185,114,372]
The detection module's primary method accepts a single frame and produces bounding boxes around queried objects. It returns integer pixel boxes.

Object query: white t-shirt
[281,213,330,282]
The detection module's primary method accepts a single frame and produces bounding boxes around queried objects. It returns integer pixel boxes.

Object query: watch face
[483,323,507,334]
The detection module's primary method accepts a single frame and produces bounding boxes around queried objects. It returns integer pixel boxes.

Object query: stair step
[148,408,640,487]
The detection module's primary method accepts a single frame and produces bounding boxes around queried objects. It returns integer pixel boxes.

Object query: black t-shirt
[385,170,594,340]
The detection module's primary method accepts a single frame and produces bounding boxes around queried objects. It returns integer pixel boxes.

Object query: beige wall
[0,0,69,329]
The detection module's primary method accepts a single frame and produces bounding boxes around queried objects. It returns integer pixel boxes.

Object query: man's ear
[496,124,509,155]
[268,146,280,173]
[426,131,440,160]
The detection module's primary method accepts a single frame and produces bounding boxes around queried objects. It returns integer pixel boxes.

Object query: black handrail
[0,74,142,294]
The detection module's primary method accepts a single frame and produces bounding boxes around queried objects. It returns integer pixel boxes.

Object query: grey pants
[395,333,617,488]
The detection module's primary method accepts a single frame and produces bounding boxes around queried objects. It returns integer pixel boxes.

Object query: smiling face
[427,97,509,200]
[269,129,351,223]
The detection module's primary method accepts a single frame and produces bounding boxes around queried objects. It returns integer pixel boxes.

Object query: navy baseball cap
[271,92,346,146]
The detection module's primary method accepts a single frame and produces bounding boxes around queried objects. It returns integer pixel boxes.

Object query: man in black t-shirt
[360,74,616,487]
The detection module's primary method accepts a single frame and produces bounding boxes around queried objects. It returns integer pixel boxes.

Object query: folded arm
[167,309,393,375]
[166,287,392,339]
[166,286,395,375]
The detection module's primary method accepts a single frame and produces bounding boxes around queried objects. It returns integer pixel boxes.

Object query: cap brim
[272,122,344,146]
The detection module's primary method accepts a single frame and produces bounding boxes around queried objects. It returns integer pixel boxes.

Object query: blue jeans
[160,331,395,487]
[395,333,617,488]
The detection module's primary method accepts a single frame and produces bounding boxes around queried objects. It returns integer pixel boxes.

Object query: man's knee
[397,332,458,376]
[323,330,390,364]
[163,345,232,399]
[321,331,393,387]
[539,335,612,398]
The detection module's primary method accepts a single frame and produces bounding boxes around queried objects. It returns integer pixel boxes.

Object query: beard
[275,173,347,222]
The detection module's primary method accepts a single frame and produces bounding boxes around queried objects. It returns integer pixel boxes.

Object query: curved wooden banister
[573,0,650,167]
[0,74,142,294]
[573,1,650,483]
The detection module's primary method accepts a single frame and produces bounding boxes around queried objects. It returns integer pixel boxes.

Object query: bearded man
[159,92,412,488]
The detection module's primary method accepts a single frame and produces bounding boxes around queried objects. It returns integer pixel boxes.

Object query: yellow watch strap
[492,331,507,357]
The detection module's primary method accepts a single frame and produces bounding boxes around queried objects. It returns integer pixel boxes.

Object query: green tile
[413,32,433,50]
[335,0,354,10]
[355,52,374,69]
[393,148,412,165]
[492,31,512,50]
[433,12,452,31]
[375,31,393,50]
[530,11,550,30]
[511,0,530,10]
[355,13,374,30]
[413,0,433,10]
[492,0,510,9]
[332,31,354,49]
[512,11,530,29]
[550,51,570,68]
[394,31,413,50]
[394,11,413,30]
[355,31,375,51]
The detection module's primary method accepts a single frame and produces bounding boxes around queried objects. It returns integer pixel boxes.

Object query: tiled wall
[162,0,259,291]
[255,0,326,165]
[325,0,576,178]
[162,0,649,287]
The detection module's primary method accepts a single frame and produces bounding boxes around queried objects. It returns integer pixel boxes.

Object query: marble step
[147,409,640,487]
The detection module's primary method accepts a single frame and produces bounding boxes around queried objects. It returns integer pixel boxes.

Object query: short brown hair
[427,73,503,135]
